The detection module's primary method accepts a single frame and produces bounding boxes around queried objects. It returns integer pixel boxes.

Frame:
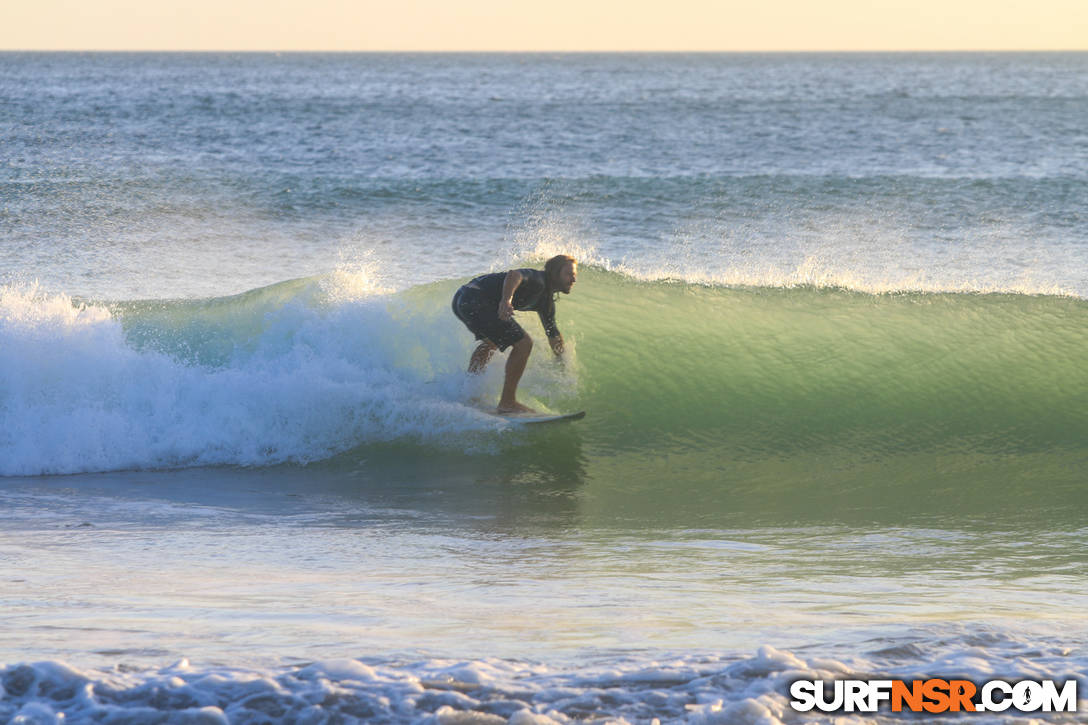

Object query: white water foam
[0,279,530,477]
[2,643,1084,724]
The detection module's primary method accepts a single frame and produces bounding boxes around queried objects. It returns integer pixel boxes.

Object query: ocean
[1,52,1086,723]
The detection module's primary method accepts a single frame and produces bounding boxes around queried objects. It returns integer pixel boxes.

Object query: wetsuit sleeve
[538,296,560,339]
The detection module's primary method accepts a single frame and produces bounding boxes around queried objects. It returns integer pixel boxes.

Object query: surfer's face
[555,261,577,294]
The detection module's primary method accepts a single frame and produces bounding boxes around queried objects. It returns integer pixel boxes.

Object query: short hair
[544,254,577,289]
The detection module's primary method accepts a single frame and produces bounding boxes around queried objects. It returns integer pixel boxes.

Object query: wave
[3,637,1084,724]
[0,278,512,476]
[573,267,1088,453]
[2,267,1086,477]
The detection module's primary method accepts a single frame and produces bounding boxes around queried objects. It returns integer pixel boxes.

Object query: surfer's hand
[498,299,514,320]
[549,336,564,358]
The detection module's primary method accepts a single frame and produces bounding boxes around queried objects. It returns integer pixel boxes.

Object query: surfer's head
[546,255,577,295]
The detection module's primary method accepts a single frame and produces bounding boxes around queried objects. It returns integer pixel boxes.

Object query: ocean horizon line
[2,48,1086,54]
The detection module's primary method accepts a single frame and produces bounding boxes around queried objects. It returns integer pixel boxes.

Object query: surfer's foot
[496,400,536,415]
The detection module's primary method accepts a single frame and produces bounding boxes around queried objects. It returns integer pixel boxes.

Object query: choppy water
[1,52,1087,723]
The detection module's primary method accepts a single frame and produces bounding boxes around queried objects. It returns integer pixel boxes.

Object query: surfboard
[504,410,586,425]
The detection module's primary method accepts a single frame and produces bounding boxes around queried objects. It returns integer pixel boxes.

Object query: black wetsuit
[451,269,559,350]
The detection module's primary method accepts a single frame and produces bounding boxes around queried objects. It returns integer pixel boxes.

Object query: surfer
[451,255,577,414]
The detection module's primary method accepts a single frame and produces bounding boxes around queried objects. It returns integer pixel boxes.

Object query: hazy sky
[3,0,1086,51]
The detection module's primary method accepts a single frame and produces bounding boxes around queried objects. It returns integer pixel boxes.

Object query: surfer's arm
[539,302,562,357]
[498,270,523,320]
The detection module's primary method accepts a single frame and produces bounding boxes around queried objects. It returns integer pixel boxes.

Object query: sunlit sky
[3,0,1086,51]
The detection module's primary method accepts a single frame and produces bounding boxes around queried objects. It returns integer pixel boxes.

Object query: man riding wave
[451,255,577,414]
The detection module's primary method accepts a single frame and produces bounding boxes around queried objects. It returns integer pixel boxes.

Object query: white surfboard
[503,410,586,425]
[468,399,585,425]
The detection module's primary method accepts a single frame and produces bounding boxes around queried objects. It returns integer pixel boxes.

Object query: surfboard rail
[508,410,586,425]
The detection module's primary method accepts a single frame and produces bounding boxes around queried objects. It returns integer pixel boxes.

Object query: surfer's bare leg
[497,335,535,414]
[468,341,496,374]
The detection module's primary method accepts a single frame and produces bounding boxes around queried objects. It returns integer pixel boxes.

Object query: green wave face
[90,267,1087,525]
[567,268,1088,456]
[505,268,1088,524]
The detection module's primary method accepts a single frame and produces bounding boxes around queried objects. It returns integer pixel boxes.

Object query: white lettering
[844,681,868,712]
[868,680,893,711]
[789,681,817,712]
[1013,681,1043,711]
[1042,680,1078,713]
[816,680,844,711]
[981,681,1013,712]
